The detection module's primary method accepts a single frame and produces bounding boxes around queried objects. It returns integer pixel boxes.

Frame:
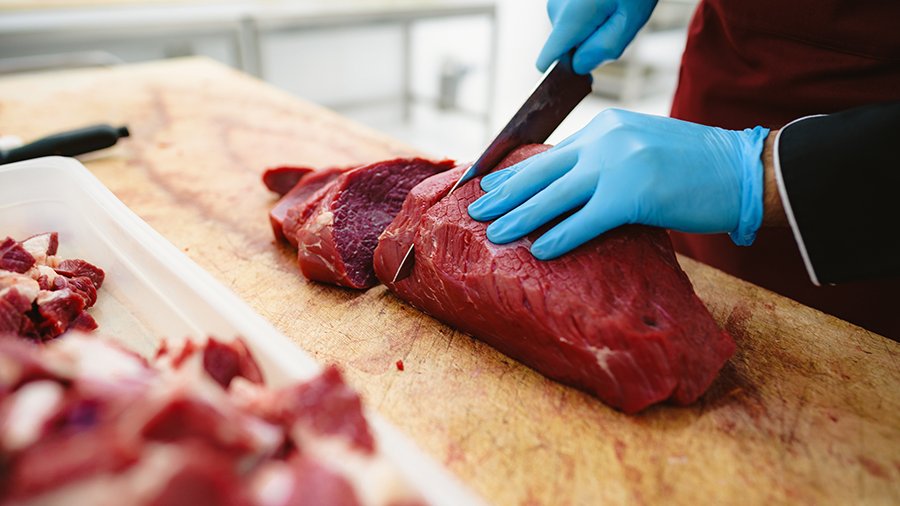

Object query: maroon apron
[669,0,900,338]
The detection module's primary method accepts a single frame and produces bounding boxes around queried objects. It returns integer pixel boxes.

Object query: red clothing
[669,0,900,338]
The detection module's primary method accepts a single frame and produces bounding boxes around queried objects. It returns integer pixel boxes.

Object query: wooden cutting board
[0,58,897,505]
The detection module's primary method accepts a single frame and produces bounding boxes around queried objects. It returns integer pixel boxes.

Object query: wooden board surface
[0,58,897,505]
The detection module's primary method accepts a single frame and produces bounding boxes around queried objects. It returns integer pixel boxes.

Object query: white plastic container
[0,156,483,506]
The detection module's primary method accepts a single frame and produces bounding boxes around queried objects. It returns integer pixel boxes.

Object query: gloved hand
[537,0,659,74]
[467,109,770,260]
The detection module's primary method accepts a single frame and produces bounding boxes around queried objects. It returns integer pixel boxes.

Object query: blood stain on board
[395,359,404,371]
[724,303,753,342]
[858,456,889,480]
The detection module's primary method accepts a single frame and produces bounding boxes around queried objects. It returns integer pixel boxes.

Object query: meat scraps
[261,166,315,197]
[266,158,454,289]
[0,233,105,341]
[372,145,735,413]
[0,334,424,506]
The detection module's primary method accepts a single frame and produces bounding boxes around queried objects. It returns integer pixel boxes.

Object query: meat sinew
[373,145,735,414]
[268,158,454,289]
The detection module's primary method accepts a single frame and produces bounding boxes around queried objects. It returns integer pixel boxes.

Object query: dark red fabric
[670,0,900,338]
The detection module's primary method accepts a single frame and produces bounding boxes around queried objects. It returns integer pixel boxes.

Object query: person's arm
[761,131,787,227]
[771,102,900,285]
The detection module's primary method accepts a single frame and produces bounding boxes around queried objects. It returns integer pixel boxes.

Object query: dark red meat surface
[269,166,352,245]
[373,145,735,413]
[269,158,454,289]
[261,165,315,196]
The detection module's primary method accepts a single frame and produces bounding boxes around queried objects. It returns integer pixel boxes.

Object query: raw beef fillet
[373,145,735,413]
[0,232,105,341]
[267,158,454,289]
[0,334,426,506]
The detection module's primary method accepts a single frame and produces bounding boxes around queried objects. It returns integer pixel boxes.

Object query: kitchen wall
[0,0,696,158]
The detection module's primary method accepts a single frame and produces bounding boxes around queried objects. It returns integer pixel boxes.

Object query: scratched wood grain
[0,58,897,505]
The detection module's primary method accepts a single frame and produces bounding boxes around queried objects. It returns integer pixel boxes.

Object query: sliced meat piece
[0,237,36,274]
[271,166,352,246]
[275,366,374,454]
[34,289,86,340]
[292,158,454,289]
[202,338,264,388]
[55,259,105,289]
[373,145,735,414]
[251,457,362,506]
[146,444,254,506]
[261,166,315,196]
[20,232,59,264]
[49,275,98,307]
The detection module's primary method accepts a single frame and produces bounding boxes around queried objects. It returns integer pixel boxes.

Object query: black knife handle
[0,124,130,164]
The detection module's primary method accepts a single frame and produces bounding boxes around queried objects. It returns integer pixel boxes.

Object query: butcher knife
[391,50,593,283]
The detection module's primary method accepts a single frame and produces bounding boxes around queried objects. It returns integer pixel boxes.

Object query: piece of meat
[202,338,264,388]
[0,334,424,506]
[20,233,58,264]
[34,289,86,341]
[0,237,35,274]
[274,366,375,454]
[270,166,352,245]
[55,259,105,289]
[290,158,454,289]
[373,145,735,414]
[261,166,315,197]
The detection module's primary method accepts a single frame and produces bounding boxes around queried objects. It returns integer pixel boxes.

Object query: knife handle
[0,124,130,164]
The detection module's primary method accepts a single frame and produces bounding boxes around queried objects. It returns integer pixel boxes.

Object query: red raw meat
[20,232,59,261]
[270,166,352,245]
[261,165,315,196]
[0,237,35,274]
[1,234,105,342]
[202,337,264,388]
[274,365,375,454]
[146,444,254,506]
[34,289,86,340]
[55,259,105,289]
[0,335,424,505]
[373,145,735,413]
[280,158,454,289]
[270,456,362,506]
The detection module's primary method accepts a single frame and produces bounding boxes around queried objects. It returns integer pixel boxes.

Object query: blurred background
[0,0,698,159]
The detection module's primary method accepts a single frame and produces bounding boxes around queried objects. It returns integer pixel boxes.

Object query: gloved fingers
[530,189,628,260]
[481,135,575,192]
[536,1,612,73]
[572,8,629,73]
[485,170,593,244]
[481,136,578,192]
[468,148,577,221]
[480,168,516,193]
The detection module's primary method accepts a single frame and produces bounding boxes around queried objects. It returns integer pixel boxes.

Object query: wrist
[728,126,770,246]
[761,130,788,226]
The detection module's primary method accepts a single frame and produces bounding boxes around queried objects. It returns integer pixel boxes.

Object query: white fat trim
[1,381,65,451]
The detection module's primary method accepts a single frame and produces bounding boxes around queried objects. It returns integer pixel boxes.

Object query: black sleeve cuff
[773,102,900,285]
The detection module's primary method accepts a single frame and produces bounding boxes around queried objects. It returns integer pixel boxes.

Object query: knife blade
[391,50,593,283]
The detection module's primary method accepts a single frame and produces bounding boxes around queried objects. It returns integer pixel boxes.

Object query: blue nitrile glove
[467,109,770,260]
[536,0,658,74]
